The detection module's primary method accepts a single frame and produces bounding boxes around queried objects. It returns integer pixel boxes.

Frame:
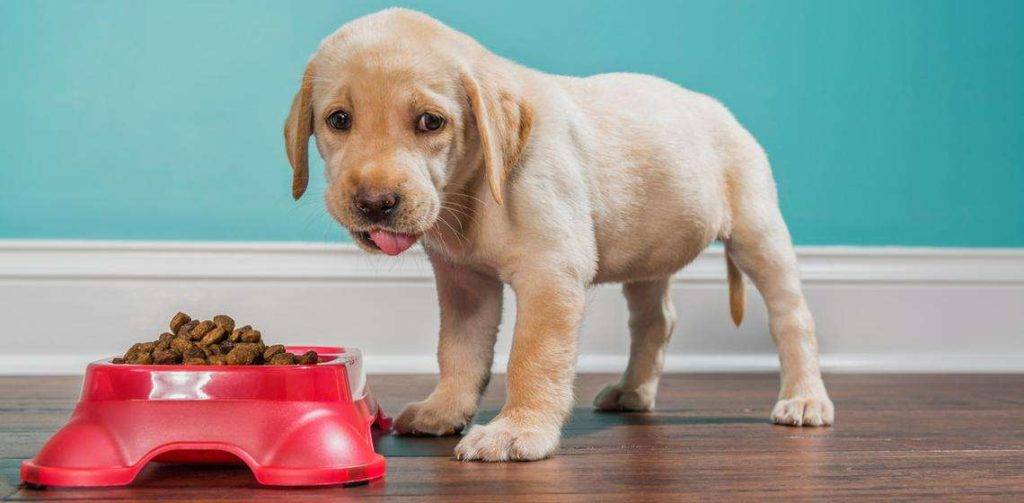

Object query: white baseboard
[1,240,1022,375]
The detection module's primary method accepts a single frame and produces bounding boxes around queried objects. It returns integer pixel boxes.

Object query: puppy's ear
[284,66,314,200]
[460,70,533,205]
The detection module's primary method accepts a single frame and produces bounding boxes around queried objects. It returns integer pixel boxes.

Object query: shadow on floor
[586,409,767,425]
[374,432,461,457]
[373,407,769,455]
[562,407,768,437]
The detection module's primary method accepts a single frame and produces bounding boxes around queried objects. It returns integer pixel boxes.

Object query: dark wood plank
[0,460,18,501]
[3,374,1024,501]
[6,450,1024,501]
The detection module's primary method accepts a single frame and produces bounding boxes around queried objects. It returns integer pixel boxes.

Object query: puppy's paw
[454,416,560,462]
[593,382,655,412]
[771,394,835,427]
[394,398,474,436]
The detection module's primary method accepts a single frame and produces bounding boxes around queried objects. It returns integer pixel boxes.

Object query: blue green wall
[1,0,1021,246]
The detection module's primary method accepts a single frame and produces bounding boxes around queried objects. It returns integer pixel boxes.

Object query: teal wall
[1,0,1021,246]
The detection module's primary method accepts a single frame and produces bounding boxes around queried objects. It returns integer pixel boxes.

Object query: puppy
[284,8,834,462]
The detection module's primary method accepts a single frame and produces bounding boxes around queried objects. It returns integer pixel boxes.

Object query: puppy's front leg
[395,255,503,436]
[455,272,585,461]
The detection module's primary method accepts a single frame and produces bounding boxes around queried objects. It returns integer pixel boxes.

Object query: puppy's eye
[326,110,351,131]
[416,112,445,132]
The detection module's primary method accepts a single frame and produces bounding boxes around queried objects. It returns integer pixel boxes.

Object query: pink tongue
[368,230,418,256]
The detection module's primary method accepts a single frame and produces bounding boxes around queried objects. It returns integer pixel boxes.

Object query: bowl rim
[95,346,358,370]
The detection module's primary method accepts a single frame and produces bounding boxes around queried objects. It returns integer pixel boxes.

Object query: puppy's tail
[725,243,745,327]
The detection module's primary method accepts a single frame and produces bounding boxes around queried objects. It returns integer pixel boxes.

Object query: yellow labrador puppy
[285,8,833,461]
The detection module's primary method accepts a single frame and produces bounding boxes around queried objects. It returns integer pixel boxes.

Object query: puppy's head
[284,9,532,255]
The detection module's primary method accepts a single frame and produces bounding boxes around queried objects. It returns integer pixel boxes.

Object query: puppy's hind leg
[727,186,834,426]
[594,276,676,412]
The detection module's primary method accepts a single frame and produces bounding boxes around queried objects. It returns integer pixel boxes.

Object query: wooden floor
[2,373,1023,501]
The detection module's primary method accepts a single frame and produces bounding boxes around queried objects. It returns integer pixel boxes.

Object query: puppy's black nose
[355,192,400,223]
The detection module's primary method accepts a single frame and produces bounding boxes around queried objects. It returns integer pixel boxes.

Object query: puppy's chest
[423,242,504,284]
[423,222,510,280]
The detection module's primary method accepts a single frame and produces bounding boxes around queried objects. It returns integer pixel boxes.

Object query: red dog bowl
[21,346,390,487]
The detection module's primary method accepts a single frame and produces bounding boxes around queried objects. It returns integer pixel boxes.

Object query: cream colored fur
[284,8,834,462]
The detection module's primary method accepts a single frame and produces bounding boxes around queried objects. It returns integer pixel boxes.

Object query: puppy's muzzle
[354,191,401,225]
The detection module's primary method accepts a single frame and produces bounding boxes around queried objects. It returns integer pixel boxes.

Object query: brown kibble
[169,312,192,333]
[212,314,235,333]
[229,325,251,343]
[263,344,285,360]
[157,332,174,345]
[197,327,227,348]
[298,350,318,365]
[190,320,216,340]
[240,329,262,343]
[242,342,266,364]
[153,349,181,364]
[176,320,199,338]
[268,352,297,365]
[184,347,206,360]
[119,313,316,366]
[225,344,259,365]
[170,337,196,355]
[182,345,207,365]
[124,342,146,361]
[155,332,174,351]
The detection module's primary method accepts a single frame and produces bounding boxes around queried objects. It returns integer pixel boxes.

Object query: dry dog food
[111,313,318,366]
